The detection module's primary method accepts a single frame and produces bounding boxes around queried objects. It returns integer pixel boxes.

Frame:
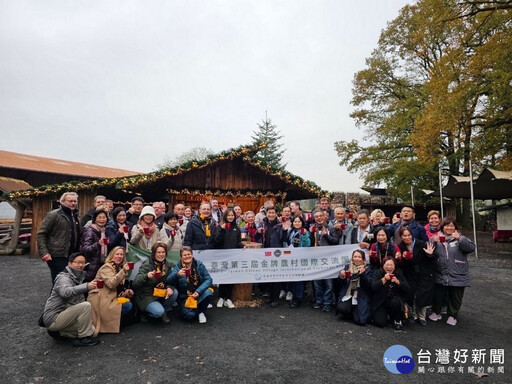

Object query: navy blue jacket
[184,216,218,250]
[105,220,132,252]
[260,218,287,248]
[167,259,212,300]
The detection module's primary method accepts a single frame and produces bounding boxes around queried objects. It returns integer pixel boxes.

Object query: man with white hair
[37,192,81,283]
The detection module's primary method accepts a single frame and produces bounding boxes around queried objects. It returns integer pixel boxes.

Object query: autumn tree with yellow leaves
[336,0,512,220]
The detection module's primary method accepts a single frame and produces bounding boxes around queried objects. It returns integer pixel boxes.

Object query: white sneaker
[225,299,235,309]
[279,290,286,299]
[217,298,224,308]
[207,303,213,309]
[198,313,207,323]
[286,291,293,301]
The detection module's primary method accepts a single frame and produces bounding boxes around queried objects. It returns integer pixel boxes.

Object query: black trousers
[219,284,234,299]
[373,296,403,327]
[47,257,69,283]
[432,284,465,318]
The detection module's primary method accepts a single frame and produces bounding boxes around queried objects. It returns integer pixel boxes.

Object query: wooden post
[231,242,262,302]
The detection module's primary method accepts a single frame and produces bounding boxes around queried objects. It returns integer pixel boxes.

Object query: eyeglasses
[72,260,86,265]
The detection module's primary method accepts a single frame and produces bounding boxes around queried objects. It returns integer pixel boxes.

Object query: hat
[343,207,350,213]
[140,205,156,219]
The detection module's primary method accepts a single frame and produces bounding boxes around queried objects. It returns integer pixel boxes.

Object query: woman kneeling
[133,242,178,324]
[371,256,410,330]
[167,246,213,324]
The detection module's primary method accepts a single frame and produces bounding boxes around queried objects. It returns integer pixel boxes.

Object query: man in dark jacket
[126,196,145,226]
[184,202,218,250]
[259,206,287,307]
[310,209,339,312]
[37,192,81,283]
[346,209,377,249]
[387,205,428,245]
[42,252,99,346]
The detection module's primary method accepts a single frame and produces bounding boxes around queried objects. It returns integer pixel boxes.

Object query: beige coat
[130,225,160,251]
[87,263,129,336]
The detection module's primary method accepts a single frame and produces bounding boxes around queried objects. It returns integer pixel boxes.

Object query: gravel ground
[0,232,511,384]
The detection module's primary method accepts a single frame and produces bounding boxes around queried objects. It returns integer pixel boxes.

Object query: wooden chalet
[4,144,329,258]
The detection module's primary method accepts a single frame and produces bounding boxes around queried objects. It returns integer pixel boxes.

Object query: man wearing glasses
[387,205,428,245]
[126,196,145,226]
[42,252,100,347]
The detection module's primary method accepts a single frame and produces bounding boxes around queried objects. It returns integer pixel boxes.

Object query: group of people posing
[37,193,474,346]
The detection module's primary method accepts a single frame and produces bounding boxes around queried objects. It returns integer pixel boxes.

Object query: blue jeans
[314,279,333,306]
[179,289,213,320]
[145,290,178,318]
[121,302,133,316]
[289,282,303,300]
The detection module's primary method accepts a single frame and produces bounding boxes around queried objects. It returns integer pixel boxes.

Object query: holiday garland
[4,143,331,200]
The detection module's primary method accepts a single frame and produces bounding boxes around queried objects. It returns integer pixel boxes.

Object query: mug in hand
[153,271,162,280]
[225,223,231,230]
[96,279,104,289]
[127,262,135,270]
[185,268,191,277]
[344,270,352,279]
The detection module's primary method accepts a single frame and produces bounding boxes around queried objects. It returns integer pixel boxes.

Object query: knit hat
[140,205,156,219]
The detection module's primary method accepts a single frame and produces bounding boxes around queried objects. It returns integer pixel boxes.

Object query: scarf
[153,258,167,275]
[164,223,183,241]
[108,259,121,274]
[184,260,200,296]
[200,215,212,237]
[245,223,258,242]
[393,218,413,245]
[344,261,362,299]
[118,222,130,252]
[91,223,107,260]
[429,225,439,234]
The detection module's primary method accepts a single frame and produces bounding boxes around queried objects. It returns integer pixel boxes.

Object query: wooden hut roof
[0,176,32,194]
[5,144,330,202]
[0,149,139,179]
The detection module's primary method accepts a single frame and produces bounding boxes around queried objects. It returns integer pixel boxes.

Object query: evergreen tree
[251,113,287,170]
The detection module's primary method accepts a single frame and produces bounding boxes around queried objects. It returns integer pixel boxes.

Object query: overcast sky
[0,1,409,193]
